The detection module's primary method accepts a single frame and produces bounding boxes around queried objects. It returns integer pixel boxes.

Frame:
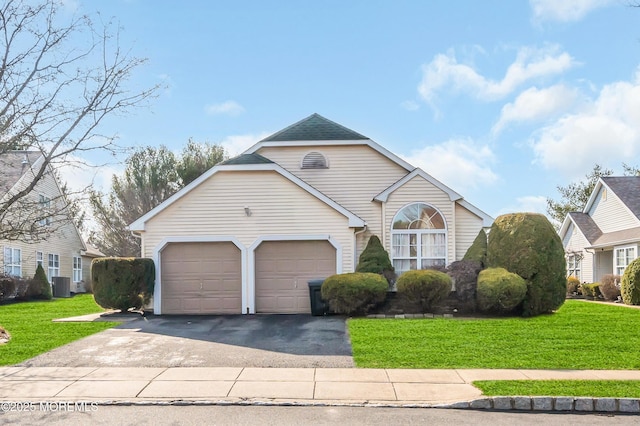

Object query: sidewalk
[2,367,640,411]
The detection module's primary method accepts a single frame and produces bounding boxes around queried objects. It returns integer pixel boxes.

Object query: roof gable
[129,162,366,231]
[565,212,602,245]
[0,151,43,194]
[600,176,640,219]
[261,113,368,142]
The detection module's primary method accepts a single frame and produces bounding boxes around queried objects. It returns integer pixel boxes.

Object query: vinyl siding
[454,203,484,261]
[383,175,455,264]
[141,170,355,273]
[589,186,639,233]
[564,223,594,283]
[1,170,85,282]
[256,144,409,253]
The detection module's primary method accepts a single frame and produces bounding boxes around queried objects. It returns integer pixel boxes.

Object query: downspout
[354,225,368,271]
[130,231,143,257]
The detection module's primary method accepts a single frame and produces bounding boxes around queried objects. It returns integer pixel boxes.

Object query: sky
[61,0,640,221]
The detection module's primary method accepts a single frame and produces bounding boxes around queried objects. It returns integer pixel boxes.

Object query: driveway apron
[19,315,354,368]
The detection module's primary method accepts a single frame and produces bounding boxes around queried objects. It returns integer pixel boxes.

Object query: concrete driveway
[20,314,354,368]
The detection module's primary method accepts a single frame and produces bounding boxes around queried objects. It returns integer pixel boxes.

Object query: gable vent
[301,152,328,169]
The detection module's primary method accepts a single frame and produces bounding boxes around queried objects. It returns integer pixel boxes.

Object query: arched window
[301,151,328,169]
[391,203,447,276]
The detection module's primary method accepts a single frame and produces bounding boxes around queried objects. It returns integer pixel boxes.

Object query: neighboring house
[0,151,88,292]
[559,176,640,283]
[79,243,105,293]
[130,114,493,315]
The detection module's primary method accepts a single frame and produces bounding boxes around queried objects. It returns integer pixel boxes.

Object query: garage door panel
[161,242,242,314]
[255,240,336,314]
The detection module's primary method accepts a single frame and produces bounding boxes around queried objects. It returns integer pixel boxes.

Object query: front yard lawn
[474,380,640,398]
[348,300,640,369]
[0,294,118,366]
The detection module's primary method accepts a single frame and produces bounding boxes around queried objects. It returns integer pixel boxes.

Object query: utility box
[52,277,71,298]
[308,279,328,316]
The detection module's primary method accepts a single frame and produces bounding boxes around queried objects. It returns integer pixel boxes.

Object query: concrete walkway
[2,367,640,409]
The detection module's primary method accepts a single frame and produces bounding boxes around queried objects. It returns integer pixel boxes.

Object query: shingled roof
[0,151,42,194]
[261,113,368,142]
[602,176,640,219]
[568,212,602,244]
[220,153,274,165]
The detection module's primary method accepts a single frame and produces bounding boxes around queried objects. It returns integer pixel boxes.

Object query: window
[39,195,51,226]
[615,246,636,276]
[391,203,447,276]
[567,254,581,281]
[3,247,22,277]
[36,251,44,269]
[301,152,328,169]
[48,253,60,281]
[73,256,82,283]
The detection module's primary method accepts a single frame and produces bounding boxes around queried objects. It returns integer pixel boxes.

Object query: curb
[16,397,639,413]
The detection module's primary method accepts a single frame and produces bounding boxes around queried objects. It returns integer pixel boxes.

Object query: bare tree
[0,0,158,242]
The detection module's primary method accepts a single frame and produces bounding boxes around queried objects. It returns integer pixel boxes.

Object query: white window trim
[614,245,637,276]
[72,256,82,283]
[48,253,60,282]
[390,202,448,277]
[3,247,22,277]
[567,254,581,281]
[39,194,52,226]
[36,251,44,269]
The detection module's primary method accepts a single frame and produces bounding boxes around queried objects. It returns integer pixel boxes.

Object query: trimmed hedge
[355,235,395,286]
[396,269,452,313]
[32,264,52,300]
[321,272,387,316]
[580,283,601,300]
[463,229,488,267]
[622,258,640,305]
[0,275,16,301]
[477,267,527,314]
[487,213,566,317]
[566,276,581,295]
[92,257,155,312]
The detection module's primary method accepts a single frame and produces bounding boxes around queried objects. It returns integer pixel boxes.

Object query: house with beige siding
[1,151,88,293]
[130,114,493,315]
[559,176,640,283]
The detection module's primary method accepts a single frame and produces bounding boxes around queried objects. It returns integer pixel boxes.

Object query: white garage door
[161,242,242,314]
[255,240,336,313]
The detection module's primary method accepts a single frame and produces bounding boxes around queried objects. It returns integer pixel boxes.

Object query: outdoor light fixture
[244,206,251,216]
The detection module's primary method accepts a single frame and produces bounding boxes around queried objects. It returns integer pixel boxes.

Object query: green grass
[348,300,640,369]
[474,380,640,398]
[0,294,118,366]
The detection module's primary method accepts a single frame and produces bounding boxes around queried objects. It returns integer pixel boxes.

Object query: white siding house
[559,176,640,283]
[0,151,88,292]
[130,114,493,315]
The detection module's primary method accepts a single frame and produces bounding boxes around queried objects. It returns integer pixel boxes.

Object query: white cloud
[400,100,420,111]
[495,195,548,217]
[205,100,245,116]
[531,69,640,179]
[492,84,580,135]
[220,132,271,157]
[57,158,121,195]
[418,45,576,105]
[401,138,498,192]
[530,0,615,23]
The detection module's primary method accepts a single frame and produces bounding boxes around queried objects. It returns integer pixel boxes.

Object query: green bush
[621,258,640,305]
[396,269,452,313]
[0,275,16,301]
[32,264,52,300]
[355,235,395,286]
[599,274,621,301]
[566,276,581,295]
[463,229,488,267]
[477,267,527,314]
[321,272,387,316]
[92,257,155,312]
[487,213,566,317]
[580,283,601,300]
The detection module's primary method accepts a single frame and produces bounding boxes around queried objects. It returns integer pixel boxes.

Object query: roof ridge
[260,113,369,142]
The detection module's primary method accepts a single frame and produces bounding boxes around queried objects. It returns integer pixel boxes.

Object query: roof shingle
[261,113,368,142]
[602,176,640,219]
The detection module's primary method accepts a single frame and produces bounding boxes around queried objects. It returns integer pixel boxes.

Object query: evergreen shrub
[477,267,527,314]
[321,272,387,316]
[92,257,155,312]
[396,269,452,313]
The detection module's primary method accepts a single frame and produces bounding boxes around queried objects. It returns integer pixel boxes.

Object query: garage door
[161,242,242,314]
[255,240,336,313]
